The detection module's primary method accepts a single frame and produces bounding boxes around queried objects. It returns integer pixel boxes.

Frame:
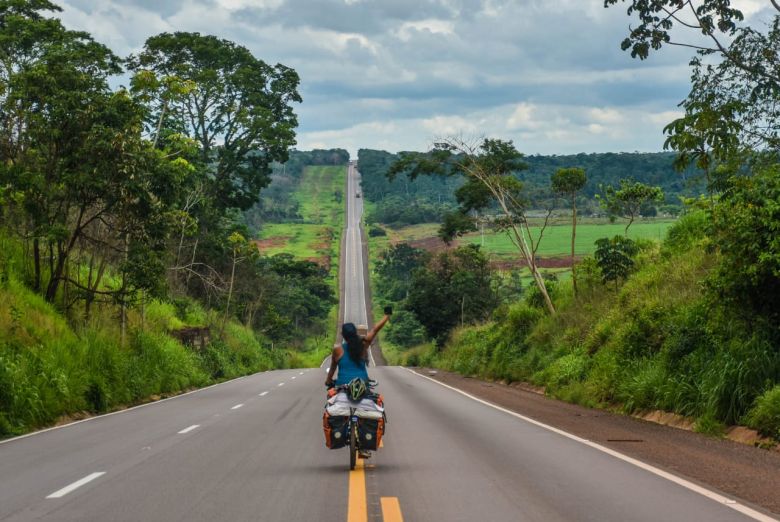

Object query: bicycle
[326,379,383,471]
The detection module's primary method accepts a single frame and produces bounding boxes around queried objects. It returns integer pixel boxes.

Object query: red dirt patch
[253,237,290,250]
[306,255,331,272]
[492,256,579,270]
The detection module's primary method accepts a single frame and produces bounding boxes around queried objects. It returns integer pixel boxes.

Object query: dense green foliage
[0,2,337,436]
[594,236,639,288]
[373,242,522,345]
[357,148,461,226]
[399,213,780,436]
[0,268,292,436]
[359,149,705,226]
[244,149,349,225]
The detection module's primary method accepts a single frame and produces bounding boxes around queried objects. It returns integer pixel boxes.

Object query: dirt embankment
[414,368,780,516]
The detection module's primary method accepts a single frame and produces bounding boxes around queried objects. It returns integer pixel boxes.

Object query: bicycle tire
[349,423,357,470]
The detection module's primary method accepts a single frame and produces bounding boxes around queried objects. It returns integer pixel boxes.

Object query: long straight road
[0,162,776,521]
[342,160,373,366]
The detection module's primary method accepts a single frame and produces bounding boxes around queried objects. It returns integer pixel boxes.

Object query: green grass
[0,271,284,437]
[257,165,346,286]
[255,164,347,365]
[368,218,674,260]
[257,223,333,259]
[462,220,674,258]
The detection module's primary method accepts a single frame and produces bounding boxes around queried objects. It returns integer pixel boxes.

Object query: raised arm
[364,306,392,344]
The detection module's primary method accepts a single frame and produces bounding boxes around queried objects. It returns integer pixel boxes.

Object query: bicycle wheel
[349,422,357,470]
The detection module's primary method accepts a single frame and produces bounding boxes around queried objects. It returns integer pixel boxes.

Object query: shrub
[664,210,708,253]
[384,310,426,348]
[368,225,387,237]
[744,385,780,439]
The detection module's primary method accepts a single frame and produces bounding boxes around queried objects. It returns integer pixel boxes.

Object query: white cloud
[53,0,706,154]
[506,103,539,130]
[588,107,624,124]
[297,102,682,158]
[646,110,684,125]
[396,19,455,41]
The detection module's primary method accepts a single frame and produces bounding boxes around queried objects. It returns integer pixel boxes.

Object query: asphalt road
[0,163,776,521]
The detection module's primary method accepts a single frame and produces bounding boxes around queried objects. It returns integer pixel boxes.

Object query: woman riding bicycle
[325,307,391,388]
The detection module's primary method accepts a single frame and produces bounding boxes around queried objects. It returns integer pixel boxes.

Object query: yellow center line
[348,459,367,522]
[381,497,404,522]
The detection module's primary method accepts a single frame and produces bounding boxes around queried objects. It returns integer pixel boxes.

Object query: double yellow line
[348,457,403,522]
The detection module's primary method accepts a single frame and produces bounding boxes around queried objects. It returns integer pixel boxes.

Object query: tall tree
[390,138,557,315]
[129,32,302,212]
[605,1,780,182]
[551,167,587,295]
[599,179,664,235]
[0,1,187,306]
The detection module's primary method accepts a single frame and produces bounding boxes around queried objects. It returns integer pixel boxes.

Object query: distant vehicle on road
[355,192,361,198]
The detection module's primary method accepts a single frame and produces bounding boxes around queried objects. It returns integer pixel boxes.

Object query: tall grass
[425,213,780,439]
[0,270,286,437]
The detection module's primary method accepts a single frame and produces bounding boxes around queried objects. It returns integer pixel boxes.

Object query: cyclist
[325,306,391,389]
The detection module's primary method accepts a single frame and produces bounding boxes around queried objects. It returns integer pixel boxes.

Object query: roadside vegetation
[366,0,780,441]
[0,3,341,436]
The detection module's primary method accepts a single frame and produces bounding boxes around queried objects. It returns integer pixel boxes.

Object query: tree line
[0,1,333,344]
[357,148,705,228]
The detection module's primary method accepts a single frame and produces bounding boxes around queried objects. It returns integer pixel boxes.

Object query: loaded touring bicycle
[323,378,386,470]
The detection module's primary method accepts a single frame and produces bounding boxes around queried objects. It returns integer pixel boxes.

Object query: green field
[464,220,674,259]
[256,165,346,264]
[369,219,674,260]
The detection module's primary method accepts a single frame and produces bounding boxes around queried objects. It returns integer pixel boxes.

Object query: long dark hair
[341,322,364,365]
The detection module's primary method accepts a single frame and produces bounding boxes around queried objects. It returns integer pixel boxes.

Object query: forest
[358,148,706,227]
[0,1,339,435]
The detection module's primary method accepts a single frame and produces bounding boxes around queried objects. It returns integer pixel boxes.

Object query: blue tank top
[335,341,369,385]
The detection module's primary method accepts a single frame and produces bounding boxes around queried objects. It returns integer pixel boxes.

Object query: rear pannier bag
[357,417,384,451]
[323,412,349,449]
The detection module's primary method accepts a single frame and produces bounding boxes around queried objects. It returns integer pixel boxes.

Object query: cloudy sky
[56,0,773,156]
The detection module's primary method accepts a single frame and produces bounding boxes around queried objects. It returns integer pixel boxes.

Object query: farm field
[255,165,345,267]
[369,218,675,260]
[464,219,674,259]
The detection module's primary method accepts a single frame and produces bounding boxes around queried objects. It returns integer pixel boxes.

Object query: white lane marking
[177,424,200,434]
[299,372,304,375]
[259,391,269,397]
[231,404,244,410]
[291,376,296,380]
[404,368,778,522]
[0,370,275,446]
[46,472,105,499]
[277,382,285,387]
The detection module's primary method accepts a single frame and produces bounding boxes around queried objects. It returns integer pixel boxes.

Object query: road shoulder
[411,367,780,516]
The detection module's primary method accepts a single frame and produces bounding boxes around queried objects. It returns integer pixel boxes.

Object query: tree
[129,32,302,212]
[594,236,639,290]
[599,179,664,235]
[707,165,780,328]
[375,243,427,301]
[605,1,780,183]
[406,244,497,341]
[384,310,426,348]
[551,167,587,295]
[0,3,188,308]
[390,138,557,315]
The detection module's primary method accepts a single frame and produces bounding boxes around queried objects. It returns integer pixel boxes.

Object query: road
[0,162,776,522]
[342,160,374,366]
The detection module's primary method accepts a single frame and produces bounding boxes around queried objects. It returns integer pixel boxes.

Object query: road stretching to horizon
[0,163,776,521]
